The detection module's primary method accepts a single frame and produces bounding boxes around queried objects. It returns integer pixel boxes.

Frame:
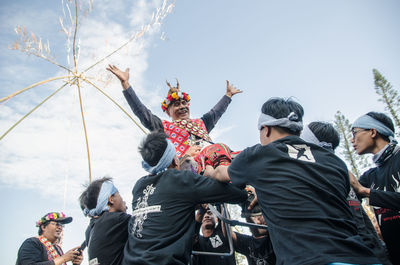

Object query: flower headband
[36,212,68,227]
[161,91,190,111]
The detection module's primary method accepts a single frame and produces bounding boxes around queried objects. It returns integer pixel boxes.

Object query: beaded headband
[36,212,71,227]
[161,91,190,111]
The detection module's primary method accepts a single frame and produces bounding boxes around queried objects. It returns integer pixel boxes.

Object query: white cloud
[0,0,175,206]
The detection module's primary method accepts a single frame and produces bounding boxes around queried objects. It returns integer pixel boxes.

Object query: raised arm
[107,65,163,131]
[201,80,242,132]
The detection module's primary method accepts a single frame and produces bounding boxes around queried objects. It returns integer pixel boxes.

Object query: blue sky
[0,0,399,263]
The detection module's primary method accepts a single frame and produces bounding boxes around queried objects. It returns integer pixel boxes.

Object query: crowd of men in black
[16,67,400,265]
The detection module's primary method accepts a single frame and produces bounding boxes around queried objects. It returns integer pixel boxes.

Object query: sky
[0,0,399,263]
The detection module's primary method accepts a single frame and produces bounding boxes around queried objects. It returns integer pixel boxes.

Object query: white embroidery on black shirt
[393,172,400,192]
[132,184,161,238]
[286,144,315,163]
[209,234,223,248]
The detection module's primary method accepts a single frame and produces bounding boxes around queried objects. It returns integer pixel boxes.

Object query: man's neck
[201,227,214,237]
[371,138,390,155]
[262,128,293,146]
[41,234,56,244]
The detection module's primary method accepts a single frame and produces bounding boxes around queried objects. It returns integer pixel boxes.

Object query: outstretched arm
[107,65,131,90]
[107,64,163,131]
[201,80,242,133]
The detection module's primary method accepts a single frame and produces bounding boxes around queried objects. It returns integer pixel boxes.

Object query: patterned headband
[36,212,70,227]
[161,91,190,111]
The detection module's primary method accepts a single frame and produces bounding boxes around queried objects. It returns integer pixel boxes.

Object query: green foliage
[334,69,400,176]
[373,69,400,136]
[334,111,371,178]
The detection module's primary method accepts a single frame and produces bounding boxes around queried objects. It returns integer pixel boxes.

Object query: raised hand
[106,64,130,90]
[225,80,243,98]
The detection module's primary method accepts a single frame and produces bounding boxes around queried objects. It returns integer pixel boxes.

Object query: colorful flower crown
[161,91,190,111]
[36,212,67,227]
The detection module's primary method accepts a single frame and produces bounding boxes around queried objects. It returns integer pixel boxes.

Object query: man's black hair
[38,222,50,235]
[79,176,113,211]
[308,122,340,150]
[366,112,395,142]
[261,97,304,136]
[139,131,168,166]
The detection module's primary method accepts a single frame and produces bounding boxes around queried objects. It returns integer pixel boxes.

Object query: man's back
[122,169,246,265]
[229,136,380,265]
[86,212,130,265]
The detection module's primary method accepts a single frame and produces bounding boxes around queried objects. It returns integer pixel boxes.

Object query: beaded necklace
[37,236,65,265]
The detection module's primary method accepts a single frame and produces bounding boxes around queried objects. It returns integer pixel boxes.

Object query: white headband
[258,112,303,132]
[300,124,333,150]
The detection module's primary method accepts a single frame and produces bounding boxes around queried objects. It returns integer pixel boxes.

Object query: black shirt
[359,147,400,265]
[16,237,62,265]
[228,136,380,265]
[234,233,276,265]
[85,211,130,265]
[122,169,247,265]
[193,223,236,265]
[347,188,391,265]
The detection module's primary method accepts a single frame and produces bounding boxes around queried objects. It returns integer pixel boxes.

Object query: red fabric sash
[162,119,211,157]
[194,143,233,173]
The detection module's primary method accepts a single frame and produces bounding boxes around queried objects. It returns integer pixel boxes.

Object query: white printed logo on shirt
[89,258,99,265]
[209,234,223,248]
[131,184,161,238]
[286,144,315,163]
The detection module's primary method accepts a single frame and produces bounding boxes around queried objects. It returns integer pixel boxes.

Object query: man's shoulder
[360,166,377,179]
[134,170,198,190]
[18,237,42,251]
[164,168,196,178]
[102,211,131,222]
[237,144,263,158]
[162,169,200,185]
[21,237,41,245]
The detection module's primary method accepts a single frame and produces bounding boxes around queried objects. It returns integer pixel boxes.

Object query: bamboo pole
[0,76,70,103]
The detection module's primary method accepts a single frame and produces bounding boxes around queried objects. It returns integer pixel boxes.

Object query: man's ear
[370,128,378,139]
[172,156,180,169]
[265,126,271,138]
[165,108,171,117]
[108,195,114,206]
